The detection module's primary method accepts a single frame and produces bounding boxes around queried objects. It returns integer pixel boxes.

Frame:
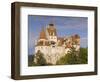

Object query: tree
[66,47,80,64]
[56,47,88,65]
[79,48,88,64]
[34,50,47,66]
[56,55,68,65]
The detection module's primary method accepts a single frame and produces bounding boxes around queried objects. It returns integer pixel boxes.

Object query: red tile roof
[39,28,47,39]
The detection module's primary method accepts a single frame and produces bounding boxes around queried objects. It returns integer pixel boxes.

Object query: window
[52,46,55,48]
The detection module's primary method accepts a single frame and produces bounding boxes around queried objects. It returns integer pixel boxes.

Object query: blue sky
[28,15,88,55]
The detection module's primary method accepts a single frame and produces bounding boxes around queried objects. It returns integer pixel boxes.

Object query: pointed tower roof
[39,27,47,39]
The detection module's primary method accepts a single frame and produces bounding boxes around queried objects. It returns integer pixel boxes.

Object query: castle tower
[36,27,49,47]
[46,23,57,43]
[35,27,49,55]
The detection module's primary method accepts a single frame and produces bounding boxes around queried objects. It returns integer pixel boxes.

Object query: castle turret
[46,23,57,42]
[35,27,49,58]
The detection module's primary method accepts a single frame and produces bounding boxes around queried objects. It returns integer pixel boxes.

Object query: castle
[34,23,80,65]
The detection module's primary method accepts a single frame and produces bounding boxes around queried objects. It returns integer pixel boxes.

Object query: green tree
[34,50,47,66]
[67,47,80,64]
[79,48,88,64]
[56,47,88,65]
[56,55,68,65]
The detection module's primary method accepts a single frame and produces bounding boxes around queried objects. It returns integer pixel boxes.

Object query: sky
[28,15,88,55]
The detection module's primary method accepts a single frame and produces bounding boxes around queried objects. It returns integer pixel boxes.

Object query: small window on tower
[53,32,54,36]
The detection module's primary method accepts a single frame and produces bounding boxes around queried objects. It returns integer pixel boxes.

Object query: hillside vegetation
[28,47,88,66]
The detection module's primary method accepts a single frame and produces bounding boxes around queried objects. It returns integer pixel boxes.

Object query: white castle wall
[35,46,49,55]
[35,45,68,64]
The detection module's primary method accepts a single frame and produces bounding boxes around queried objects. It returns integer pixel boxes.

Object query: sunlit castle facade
[34,23,80,64]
